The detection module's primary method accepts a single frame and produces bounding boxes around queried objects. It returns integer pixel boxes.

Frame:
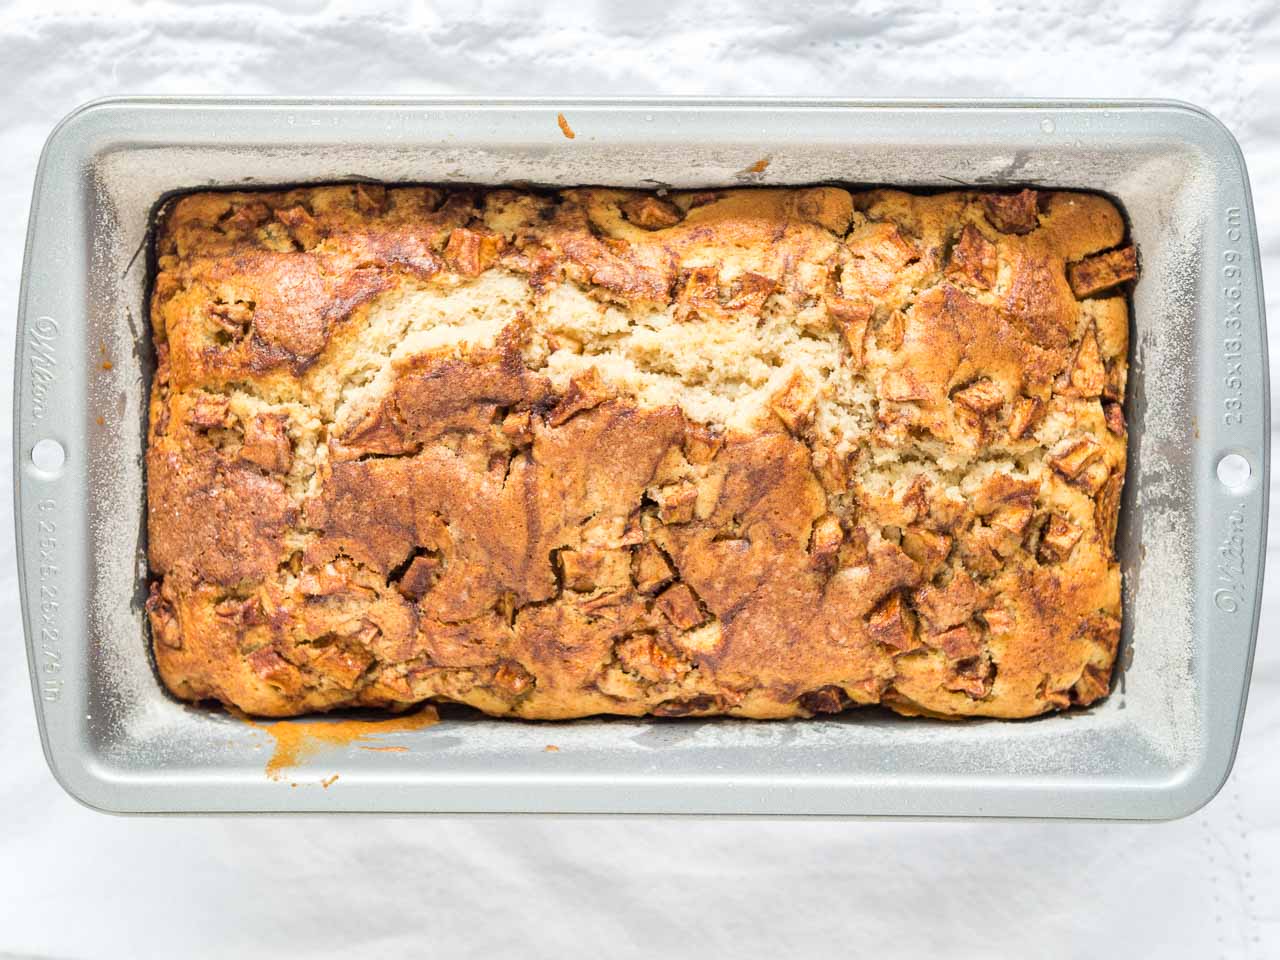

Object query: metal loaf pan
[14,98,1269,818]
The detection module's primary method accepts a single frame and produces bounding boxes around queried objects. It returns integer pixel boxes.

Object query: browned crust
[147,185,1130,720]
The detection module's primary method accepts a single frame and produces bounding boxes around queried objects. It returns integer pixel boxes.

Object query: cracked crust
[146,184,1132,719]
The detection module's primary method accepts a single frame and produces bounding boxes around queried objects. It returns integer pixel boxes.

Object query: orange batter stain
[229,706,439,780]
[359,745,409,753]
[544,744,560,752]
[557,112,576,139]
[321,774,339,789]
[743,157,770,175]
[95,416,105,426]
[101,361,113,371]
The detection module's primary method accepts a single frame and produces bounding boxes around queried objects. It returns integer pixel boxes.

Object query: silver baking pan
[14,97,1268,818]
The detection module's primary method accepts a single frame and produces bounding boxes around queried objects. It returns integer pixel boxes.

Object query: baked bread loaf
[146,184,1134,720]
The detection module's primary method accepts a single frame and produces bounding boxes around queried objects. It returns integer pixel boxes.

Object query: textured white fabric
[0,2,1277,957]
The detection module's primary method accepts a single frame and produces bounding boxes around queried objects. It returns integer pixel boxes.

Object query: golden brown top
[146,183,1133,719]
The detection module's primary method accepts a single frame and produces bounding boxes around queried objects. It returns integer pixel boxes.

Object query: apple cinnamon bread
[145,184,1134,719]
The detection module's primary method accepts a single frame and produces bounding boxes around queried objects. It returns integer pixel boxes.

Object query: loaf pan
[14,97,1268,818]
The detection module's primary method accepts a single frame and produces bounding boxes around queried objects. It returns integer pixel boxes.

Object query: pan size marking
[28,315,58,424]
[36,498,62,702]
[1220,208,1246,428]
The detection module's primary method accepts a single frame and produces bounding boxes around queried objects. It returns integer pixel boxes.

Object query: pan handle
[1186,103,1269,814]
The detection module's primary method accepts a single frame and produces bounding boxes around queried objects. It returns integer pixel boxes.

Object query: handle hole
[31,438,65,475]
[1216,453,1251,491]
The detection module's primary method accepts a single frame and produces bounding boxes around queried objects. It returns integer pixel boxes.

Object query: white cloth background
[1,2,1277,957]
